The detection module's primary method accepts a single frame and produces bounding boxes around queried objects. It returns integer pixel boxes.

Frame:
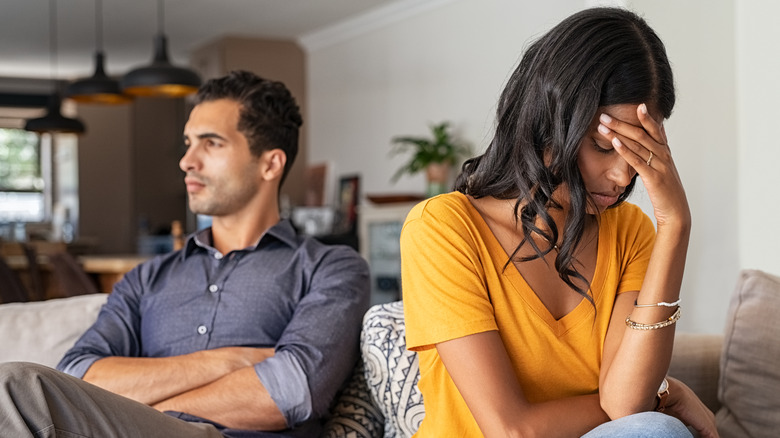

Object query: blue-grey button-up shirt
[57,220,370,436]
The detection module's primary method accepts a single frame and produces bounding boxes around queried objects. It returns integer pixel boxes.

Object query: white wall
[303,0,746,333]
[304,0,581,197]
[736,0,780,275]
[627,0,739,332]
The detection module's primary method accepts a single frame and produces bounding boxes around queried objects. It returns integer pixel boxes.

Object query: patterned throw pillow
[322,357,384,438]
[322,301,424,438]
[362,301,425,438]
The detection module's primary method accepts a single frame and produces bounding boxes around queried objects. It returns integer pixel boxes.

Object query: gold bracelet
[625,307,681,330]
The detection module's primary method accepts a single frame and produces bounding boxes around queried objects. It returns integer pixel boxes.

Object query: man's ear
[260,149,287,181]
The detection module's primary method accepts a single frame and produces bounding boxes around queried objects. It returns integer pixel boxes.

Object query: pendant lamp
[25,93,86,133]
[25,0,86,134]
[120,0,201,97]
[65,0,131,104]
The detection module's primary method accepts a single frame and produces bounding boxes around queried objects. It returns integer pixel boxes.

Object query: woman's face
[576,103,655,214]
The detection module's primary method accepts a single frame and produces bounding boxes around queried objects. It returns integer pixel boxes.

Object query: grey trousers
[0,362,224,438]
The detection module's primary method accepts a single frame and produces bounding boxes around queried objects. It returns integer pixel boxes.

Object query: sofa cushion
[669,332,723,413]
[716,269,780,437]
[0,293,107,368]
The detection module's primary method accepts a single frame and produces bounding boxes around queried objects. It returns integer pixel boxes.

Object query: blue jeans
[582,411,693,438]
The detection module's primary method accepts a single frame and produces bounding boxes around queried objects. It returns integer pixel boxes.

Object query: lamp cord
[49,0,57,80]
[95,0,103,52]
[157,0,165,35]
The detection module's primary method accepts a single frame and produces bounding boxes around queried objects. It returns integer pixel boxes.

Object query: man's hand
[152,364,288,431]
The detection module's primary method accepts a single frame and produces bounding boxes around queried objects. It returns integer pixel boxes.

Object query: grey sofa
[2,270,779,437]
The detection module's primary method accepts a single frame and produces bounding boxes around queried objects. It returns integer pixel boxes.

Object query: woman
[401,7,718,438]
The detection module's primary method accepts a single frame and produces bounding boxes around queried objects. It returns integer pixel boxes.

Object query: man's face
[180,99,261,217]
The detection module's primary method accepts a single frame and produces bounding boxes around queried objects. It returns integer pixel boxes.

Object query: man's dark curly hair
[194,70,303,184]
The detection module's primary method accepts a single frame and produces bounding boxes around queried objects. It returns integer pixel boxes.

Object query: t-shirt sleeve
[615,204,656,294]
[402,198,498,352]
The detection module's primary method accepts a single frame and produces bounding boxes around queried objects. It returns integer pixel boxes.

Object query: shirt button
[197,325,208,335]
[214,252,223,260]
[208,284,219,293]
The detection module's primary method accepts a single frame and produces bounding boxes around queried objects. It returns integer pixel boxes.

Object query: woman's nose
[608,157,636,187]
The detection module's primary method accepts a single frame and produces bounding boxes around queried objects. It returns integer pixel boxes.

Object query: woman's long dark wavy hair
[454,7,675,303]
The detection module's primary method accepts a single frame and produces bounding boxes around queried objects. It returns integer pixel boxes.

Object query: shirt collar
[182,219,298,258]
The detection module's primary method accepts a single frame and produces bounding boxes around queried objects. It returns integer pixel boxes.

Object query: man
[0,71,370,437]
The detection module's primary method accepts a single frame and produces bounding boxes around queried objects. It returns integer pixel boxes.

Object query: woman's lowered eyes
[592,139,614,154]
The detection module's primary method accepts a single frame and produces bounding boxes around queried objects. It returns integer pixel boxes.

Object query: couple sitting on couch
[1,8,718,437]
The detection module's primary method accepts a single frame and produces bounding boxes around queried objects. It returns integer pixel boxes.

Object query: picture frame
[334,174,360,234]
[304,163,328,207]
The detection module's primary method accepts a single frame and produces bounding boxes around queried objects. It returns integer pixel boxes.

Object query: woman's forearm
[599,222,690,418]
[438,331,610,437]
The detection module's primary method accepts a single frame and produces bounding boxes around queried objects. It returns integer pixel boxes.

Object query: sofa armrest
[0,294,108,368]
[669,332,723,413]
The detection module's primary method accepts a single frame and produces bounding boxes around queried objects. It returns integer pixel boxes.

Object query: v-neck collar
[462,194,612,336]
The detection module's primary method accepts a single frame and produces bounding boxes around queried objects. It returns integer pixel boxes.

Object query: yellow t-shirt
[401,192,655,437]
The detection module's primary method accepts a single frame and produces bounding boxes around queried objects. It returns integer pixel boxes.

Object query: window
[0,128,45,222]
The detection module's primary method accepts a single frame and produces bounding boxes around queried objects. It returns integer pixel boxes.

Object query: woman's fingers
[597,125,657,176]
[599,110,664,164]
[609,136,651,173]
[636,103,667,146]
[664,378,720,438]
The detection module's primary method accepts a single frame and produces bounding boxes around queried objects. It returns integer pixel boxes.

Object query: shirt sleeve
[615,204,656,294]
[254,244,370,426]
[56,263,146,377]
[401,197,498,352]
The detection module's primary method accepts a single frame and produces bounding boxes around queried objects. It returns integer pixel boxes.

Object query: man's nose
[179,145,198,172]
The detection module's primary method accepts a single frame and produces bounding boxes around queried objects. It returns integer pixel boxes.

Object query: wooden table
[4,253,150,296]
[79,255,151,293]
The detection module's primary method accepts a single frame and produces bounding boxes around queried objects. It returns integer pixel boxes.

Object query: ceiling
[0,0,405,80]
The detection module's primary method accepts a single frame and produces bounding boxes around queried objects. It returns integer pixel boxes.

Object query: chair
[48,252,99,297]
[0,255,30,303]
[20,243,45,301]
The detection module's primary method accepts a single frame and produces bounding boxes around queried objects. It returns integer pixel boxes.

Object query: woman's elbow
[599,389,654,419]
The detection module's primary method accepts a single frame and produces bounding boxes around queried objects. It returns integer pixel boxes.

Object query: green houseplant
[391,121,470,197]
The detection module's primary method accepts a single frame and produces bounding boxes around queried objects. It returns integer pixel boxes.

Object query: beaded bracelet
[625,307,681,330]
[634,299,681,308]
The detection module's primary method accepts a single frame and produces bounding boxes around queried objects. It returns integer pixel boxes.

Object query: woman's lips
[591,192,620,207]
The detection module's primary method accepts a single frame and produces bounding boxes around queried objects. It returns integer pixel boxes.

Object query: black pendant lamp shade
[120,34,201,97]
[24,0,86,134]
[65,0,130,105]
[24,93,86,134]
[66,52,131,104]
